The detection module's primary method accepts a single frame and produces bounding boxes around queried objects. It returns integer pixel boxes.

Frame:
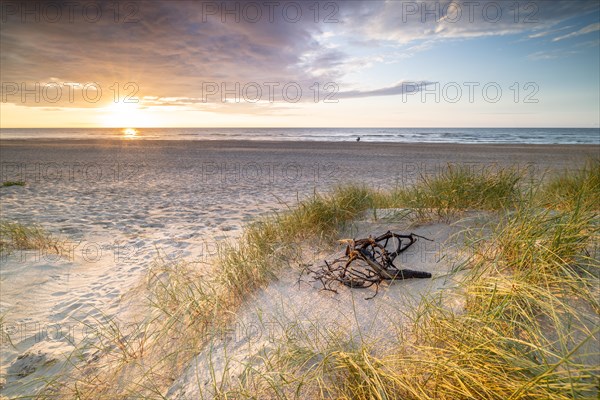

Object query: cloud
[132,80,436,106]
[528,26,573,39]
[552,23,600,41]
[336,1,599,44]
[1,2,333,98]
[1,0,598,111]
[528,49,578,60]
[338,81,436,99]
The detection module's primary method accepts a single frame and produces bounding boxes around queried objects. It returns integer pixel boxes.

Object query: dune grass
[212,162,599,399]
[374,164,522,211]
[1,181,25,188]
[396,194,599,400]
[0,221,59,255]
[541,159,600,210]
[32,161,599,399]
[36,186,376,398]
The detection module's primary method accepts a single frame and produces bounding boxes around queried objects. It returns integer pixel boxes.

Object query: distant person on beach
[356,136,360,142]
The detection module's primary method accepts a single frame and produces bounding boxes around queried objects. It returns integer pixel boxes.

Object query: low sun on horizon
[100,101,154,129]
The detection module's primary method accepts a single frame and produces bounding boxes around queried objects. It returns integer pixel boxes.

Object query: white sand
[0,140,597,397]
[166,210,491,398]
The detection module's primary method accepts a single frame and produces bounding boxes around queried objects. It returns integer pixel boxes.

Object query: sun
[100,101,149,128]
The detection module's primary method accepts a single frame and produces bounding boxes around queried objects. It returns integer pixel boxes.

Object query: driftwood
[304,231,432,299]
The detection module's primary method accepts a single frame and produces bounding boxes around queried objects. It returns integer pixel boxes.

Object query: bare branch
[304,231,433,299]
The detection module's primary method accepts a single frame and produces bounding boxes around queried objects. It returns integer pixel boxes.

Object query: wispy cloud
[338,81,435,98]
[339,1,599,44]
[528,49,579,60]
[528,26,572,39]
[553,23,600,41]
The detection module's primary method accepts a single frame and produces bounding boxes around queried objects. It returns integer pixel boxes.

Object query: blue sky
[1,0,598,127]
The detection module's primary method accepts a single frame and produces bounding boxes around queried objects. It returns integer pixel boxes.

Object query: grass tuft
[0,221,59,254]
[400,164,520,209]
[542,159,600,210]
[372,164,523,221]
[1,180,26,187]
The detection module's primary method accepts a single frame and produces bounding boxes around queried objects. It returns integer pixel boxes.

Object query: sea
[0,127,598,144]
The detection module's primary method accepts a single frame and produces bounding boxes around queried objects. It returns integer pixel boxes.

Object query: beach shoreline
[2,138,598,149]
[1,127,598,145]
[2,139,597,161]
[2,140,596,185]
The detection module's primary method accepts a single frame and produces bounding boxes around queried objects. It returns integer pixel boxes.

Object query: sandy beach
[0,140,598,397]
[3,0,599,396]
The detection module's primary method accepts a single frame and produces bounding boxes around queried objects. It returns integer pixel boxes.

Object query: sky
[0,0,599,128]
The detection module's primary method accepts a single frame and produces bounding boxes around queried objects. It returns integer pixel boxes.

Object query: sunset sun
[100,101,149,128]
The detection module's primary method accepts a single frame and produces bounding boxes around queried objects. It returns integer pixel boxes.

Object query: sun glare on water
[122,128,139,138]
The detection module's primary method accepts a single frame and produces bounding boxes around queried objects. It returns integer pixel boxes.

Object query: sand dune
[0,140,597,397]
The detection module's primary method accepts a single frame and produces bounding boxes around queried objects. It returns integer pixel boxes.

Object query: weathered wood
[303,231,433,299]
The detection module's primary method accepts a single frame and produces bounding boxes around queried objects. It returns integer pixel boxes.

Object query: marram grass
[375,164,523,215]
[35,185,375,398]
[541,159,600,210]
[0,221,59,254]
[1,180,25,188]
[218,167,599,399]
[29,162,600,399]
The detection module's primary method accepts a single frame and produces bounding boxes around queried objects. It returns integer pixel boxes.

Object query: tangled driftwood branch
[304,231,432,299]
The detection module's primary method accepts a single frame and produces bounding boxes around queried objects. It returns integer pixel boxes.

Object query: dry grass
[195,162,600,399]
[373,164,522,221]
[1,181,26,188]
[541,159,600,210]
[0,221,59,255]
[28,161,599,399]
[34,186,373,398]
